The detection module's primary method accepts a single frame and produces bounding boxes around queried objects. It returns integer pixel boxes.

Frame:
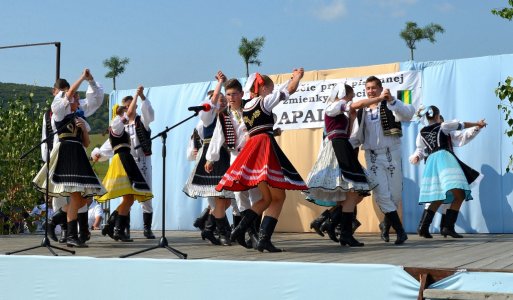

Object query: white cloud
[313,0,348,21]
[435,2,454,13]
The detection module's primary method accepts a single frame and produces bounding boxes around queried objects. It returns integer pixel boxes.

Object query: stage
[2,231,513,299]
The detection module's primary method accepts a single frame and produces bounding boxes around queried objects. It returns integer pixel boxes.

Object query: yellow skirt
[96,154,153,203]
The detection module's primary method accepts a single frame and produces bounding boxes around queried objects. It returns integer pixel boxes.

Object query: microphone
[188,103,211,112]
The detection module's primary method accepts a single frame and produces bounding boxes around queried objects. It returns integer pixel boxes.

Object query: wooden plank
[424,289,513,300]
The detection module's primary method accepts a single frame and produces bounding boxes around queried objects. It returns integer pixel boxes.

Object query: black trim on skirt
[331,138,369,183]
[53,140,102,186]
[192,141,231,186]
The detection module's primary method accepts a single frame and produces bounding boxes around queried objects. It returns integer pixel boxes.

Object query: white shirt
[350,99,415,150]
[206,109,249,162]
[125,99,155,158]
[88,200,104,228]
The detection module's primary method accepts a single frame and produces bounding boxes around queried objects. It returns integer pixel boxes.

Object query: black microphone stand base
[119,236,187,259]
[6,236,76,256]
[119,113,197,259]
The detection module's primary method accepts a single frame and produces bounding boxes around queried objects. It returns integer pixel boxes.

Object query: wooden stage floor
[2,231,513,271]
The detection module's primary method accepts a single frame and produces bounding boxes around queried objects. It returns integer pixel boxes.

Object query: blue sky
[0,0,512,92]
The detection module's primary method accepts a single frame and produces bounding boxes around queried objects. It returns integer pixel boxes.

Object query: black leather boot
[417,209,435,238]
[379,215,391,242]
[102,210,118,239]
[386,211,408,245]
[245,211,260,249]
[49,208,66,242]
[59,222,67,243]
[441,209,463,238]
[439,213,446,236]
[256,216,283,253]
[78,212,90,243]
[143,212,155,239]
[310,209,330,237]
[339,212,364,247]
[232,214,242,230]
[66,220,88,248]
[215,216,232,246]
[320,205,342,242]
[230,209,257,248]
[113,215,133,242]
[193,208,210,230]
[201,214,221,245]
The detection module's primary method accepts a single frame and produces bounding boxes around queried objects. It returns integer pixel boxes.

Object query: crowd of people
[35,68,487,251]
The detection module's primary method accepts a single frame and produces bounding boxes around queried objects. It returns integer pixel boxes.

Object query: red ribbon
[253,73,264,94]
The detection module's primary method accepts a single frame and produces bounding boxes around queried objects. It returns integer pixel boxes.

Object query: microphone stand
[6,113,77,256]
[119,111,200,259]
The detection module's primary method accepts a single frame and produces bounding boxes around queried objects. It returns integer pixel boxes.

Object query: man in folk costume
[45,74,104,244]
[350,76,415,245]
[205,72,263,248]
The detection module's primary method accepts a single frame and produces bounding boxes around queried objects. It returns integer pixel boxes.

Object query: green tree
[238,36,265,77]
[103,56,129,90]
[0,95,47,234]
[494,1,513,171]
[492,0,513,20]
[399,21,445,61]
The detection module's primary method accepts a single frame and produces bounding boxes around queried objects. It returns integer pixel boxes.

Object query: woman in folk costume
[217,68,306,252]
[305,83,383,247]
[33,69,105,248]
[183,80,234,245]
[94,104,153,242]
[410,106,486,238]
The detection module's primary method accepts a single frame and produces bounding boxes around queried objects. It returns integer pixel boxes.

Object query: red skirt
[216,133,307,192]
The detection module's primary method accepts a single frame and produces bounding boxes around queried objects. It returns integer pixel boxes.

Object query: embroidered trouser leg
[364,148,403,213]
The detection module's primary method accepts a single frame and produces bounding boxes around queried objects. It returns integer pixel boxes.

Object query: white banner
[273,70,422,131]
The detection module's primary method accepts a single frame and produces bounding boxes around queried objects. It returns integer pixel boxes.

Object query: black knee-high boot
[385,211,408,245]
[193,208,210,230]
[59,221,67,244]
[439,213,446,236]
[113,215,133,242]
[232,214,242,230]
[215,216,232,246]
[256,216,283,253]
[102,210,118,239]
[143,212,155,239]
[66,220,87,248]
[379,215,391,242]
[201,214,221,245]
[352,206,361,234]
[417,209,435,238]
[49,208,67,242]
[78,212,90,243]
[441,209,463,238]
[244,211,260,249]
[310,209,330,237]
[230,209,257,248]
[320,205,342,243]
[339,212,364,247]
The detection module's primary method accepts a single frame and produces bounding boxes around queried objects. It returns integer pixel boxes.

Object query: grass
[87,133,109,181]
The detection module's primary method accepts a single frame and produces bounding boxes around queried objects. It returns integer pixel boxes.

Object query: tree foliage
[494,1,513,171]
[238,36,265,77]
[492,0,513,20]
[103,55,129,90]
[0,95,47,234]
[399,21,445,60]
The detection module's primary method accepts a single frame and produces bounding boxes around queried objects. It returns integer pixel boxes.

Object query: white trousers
[52,197,87,214]
[364,147,403,213]
[135,155,153,213]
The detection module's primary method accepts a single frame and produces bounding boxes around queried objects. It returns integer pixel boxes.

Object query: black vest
[56,114,82,143]
[420,123,453,155]
[45,109,54,152]
[243,98,274,136]
[191,128,202,150]
[357,100,402,137]
[109,129,131,154]
[219,110,236,150]
[134,115,152,156]
[203,117,217,139]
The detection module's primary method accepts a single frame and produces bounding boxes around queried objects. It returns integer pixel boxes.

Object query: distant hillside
[0,82,109,134]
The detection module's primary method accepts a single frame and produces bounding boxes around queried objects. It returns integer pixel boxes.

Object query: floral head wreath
[112,104,120,120]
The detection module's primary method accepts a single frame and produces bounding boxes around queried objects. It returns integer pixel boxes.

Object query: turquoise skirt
[419,150,473,204]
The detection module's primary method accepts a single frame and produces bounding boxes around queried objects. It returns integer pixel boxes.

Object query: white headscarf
[327,82,347,104]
